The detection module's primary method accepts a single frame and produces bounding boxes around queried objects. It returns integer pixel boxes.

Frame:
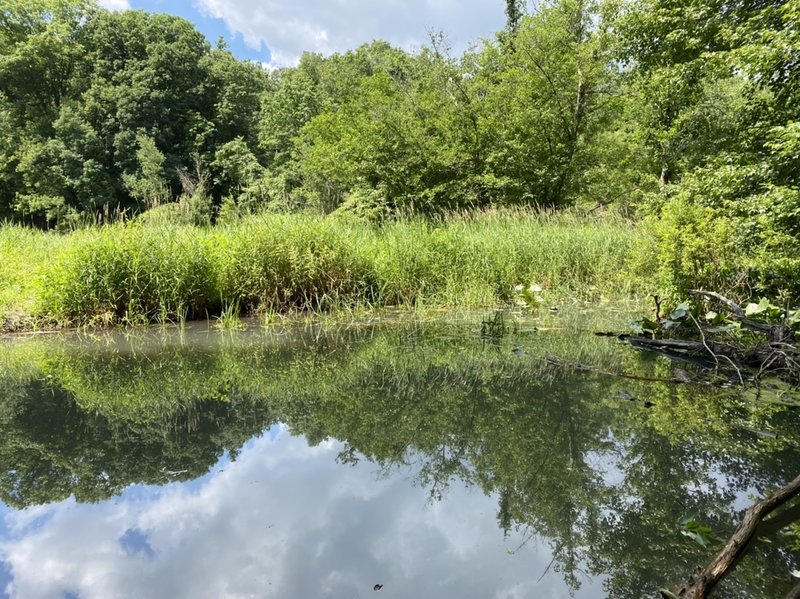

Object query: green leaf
[670,304,690,320]
[745,297,771,316]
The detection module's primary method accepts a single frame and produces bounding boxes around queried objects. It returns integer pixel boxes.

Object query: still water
[0,310,797,598]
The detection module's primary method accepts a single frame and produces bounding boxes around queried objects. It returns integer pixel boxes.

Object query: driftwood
[690,290,794,342]
[540,356,713,387]
[665,474,800,599]
[628,335,743,361]
[621,291,800,386]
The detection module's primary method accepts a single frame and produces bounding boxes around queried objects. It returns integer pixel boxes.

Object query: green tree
[122,133,169,207]
[505,0,525,35]
[479,0,617,206]
[616,0,800,295]
[259,68,321,169]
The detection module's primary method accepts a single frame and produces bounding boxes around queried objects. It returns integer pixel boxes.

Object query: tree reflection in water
[0,316,797,597]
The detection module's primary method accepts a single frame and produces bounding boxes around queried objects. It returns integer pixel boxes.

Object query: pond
[0,309,797,598]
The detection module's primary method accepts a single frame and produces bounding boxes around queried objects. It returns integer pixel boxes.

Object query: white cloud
[194,0,506,67]
[98,0,131,11]
[0,429,603,598]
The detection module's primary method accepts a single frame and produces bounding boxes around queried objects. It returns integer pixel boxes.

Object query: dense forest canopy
[0,0,798,294]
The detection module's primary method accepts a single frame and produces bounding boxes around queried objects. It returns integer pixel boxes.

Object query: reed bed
[0,209,642,327]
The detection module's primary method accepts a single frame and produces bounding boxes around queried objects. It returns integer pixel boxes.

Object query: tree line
[1,0,798,291]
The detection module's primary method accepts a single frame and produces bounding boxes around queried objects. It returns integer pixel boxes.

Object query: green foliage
[0,0,797,300]
[614,0,800,296]
[505,0,525,34]
[677,515,723,549]
[36,223,221,323]
[512,283,544,312]
[0,225,64,325]
[1,209,639,326]
[211,137,265,202]
[0,3,271,225]
[122,134,170,208]
[297,4,616,213]
[215,300,244,330]
[259,68,321,168]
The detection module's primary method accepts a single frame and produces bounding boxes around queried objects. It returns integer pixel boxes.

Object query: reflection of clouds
[0,429,602,598]
[119,529,156,560]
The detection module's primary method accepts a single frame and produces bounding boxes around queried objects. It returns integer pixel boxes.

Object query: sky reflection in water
[0,424,597,599]
[0,313,797,598]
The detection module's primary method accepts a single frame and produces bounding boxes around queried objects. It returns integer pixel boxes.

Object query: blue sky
[100,0,507,67]
[118,0,272,63]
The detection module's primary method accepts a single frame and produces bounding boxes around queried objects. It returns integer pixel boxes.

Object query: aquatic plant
[0,209,641,327]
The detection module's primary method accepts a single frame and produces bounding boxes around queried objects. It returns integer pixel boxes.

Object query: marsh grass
[0,209,643,328]
[215,300,245,330]
[0,225,66,327]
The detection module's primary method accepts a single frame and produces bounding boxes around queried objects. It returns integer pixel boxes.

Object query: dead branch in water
[690,290,794,342]
[622,291,800,386]
[664,474,800,599]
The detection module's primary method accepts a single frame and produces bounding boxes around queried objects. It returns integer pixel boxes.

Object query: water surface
[0,310,798,598]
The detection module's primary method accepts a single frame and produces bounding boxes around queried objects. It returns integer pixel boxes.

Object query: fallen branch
[690,290,746,318]
[628,336,744,363]
[690,290,794,342]
[667,474,800,598]
[541,356,711,386]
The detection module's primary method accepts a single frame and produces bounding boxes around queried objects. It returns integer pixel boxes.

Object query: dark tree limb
[690,290,794,342]
[669,474,800,598]
[628,336,743,361]
[756,500,800,538]
[690,290,746,318]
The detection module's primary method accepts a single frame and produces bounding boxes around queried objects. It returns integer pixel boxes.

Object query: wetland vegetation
[1,1,799,596]
[1,0,799,329]
[0,209,637,328]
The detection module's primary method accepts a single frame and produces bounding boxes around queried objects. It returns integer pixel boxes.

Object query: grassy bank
[0,209,642,329]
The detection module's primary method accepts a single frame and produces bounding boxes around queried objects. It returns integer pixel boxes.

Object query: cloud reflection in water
[0,425,602,598]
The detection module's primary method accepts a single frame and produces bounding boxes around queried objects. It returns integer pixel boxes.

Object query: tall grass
[0,225,67,327]
[37,224,220,325]
[0,209,643,327]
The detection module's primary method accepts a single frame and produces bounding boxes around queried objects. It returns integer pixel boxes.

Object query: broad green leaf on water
[678,515,721,548]
[641,317,660,331]
[745,297,772,316]
[677,515,695,526]
[681,529,708,548]
[670,304,690,320]
[745,302,762,316]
